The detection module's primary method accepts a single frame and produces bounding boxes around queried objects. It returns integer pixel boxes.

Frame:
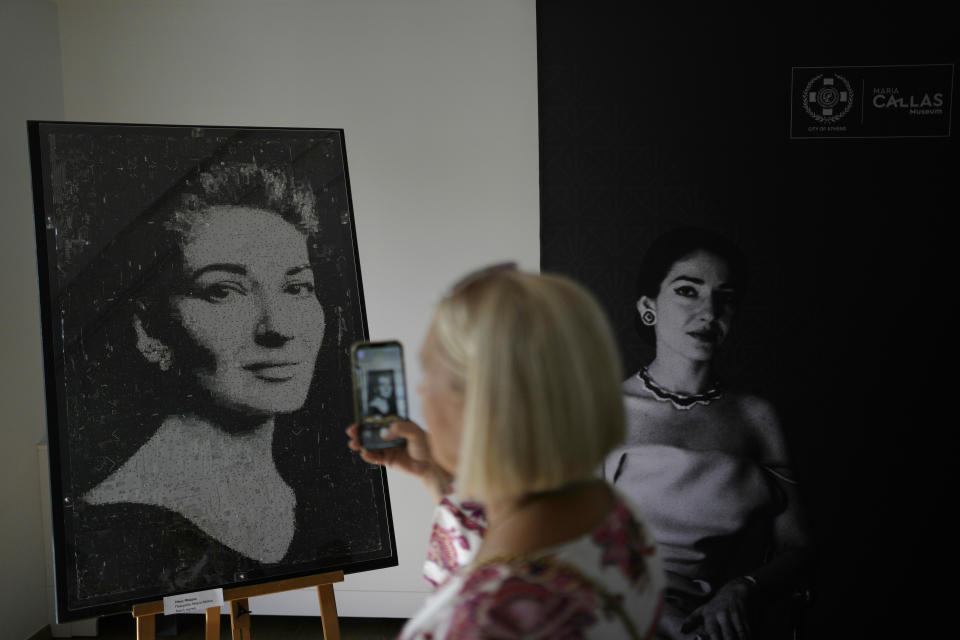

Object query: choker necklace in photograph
[637,367,722,410]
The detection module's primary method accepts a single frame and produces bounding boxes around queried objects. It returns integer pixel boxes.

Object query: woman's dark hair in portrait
[633,227,750,342]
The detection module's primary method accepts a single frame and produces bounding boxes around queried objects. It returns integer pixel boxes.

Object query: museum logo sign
[790,64,954,139]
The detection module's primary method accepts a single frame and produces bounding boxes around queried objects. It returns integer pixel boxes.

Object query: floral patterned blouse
[400,486,665,639]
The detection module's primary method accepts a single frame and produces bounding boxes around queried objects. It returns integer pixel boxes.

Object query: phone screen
[351,340,408,450]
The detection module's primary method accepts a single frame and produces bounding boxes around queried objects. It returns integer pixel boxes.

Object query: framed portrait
[27,121,397,621]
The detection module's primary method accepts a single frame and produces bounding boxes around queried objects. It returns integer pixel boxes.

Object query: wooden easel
[131,570,344,640]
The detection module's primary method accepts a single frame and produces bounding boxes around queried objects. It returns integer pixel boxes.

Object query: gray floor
[87,613,407,640]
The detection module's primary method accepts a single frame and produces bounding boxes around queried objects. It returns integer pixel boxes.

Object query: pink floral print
[450,566,599,639]
[591,499,656,583]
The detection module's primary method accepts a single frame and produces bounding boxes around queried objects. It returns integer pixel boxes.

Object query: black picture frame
[28,121,398,622]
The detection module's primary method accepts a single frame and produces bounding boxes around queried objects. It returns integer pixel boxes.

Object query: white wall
[51,0,539,621]
[0,2,65,638]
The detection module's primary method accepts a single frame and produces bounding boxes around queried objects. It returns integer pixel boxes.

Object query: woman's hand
[346,420,452,503]
[680,578,753,640]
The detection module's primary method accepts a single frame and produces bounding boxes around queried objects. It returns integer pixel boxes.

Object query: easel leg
[230,598,251,640]
[317,583,341,640]
[205,605,221,640]
[135,614,156,640]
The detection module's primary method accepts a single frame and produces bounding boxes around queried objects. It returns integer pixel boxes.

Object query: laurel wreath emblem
[801,74,855,124]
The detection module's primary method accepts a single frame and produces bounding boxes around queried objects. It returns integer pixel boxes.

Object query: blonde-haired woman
[347,265,665,639]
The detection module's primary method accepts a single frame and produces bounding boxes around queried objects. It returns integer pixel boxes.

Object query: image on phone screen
[353,341,408,450]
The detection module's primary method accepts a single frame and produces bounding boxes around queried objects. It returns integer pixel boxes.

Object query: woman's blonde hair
[431,267,625,502]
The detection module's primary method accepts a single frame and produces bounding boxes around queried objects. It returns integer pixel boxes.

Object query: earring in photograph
[157,348,172,372]
[142,339,172,372]
[641,310,656,326]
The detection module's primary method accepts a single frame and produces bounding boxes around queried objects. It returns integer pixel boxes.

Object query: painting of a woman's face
[165,205,325,416]
[640,250,736,363]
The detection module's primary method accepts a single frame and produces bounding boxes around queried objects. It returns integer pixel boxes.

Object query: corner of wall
[0,1,66,638]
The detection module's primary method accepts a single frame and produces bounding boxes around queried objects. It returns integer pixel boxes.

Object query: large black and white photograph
[591,228,812,639]
[534,5,955,638]
[28,122,397,621]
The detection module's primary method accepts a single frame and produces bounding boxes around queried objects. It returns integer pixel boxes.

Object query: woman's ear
[132,313,173,372]
[636,296,657,327]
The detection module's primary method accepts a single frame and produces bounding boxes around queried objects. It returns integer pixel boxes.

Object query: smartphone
[350,340,409,450]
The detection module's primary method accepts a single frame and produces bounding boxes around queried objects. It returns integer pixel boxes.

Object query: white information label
[162,588,225,615]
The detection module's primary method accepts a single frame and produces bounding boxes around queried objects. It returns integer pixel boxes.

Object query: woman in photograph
[605,228,813,640]
[349,266,665,639]
[367,370,397,416]
[76,161,334,595]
